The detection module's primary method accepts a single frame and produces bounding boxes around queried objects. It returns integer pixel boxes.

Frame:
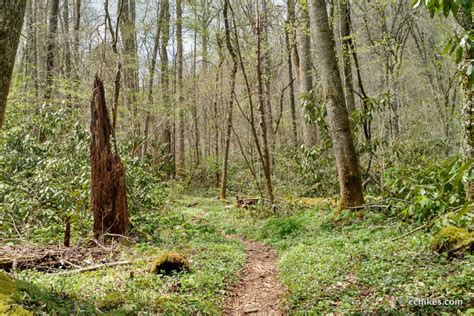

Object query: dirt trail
[224,235,285,315]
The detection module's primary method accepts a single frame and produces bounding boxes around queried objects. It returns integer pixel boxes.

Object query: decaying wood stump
[236,196,259,209]
[90,75,128,239]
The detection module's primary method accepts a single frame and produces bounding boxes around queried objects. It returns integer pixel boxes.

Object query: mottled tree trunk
[256,6,275,205]
[339,0,356,115]
[26,0,39,100]
[309,0,364,209]
[176,0,186,177]
[90,76,128,239]
[143,2,163,159]
[44,0,60,102]
[286,0,298,146]
[220,0,238,200]
[73,0,81,78]
[261,0,275,164]
[0,0,27,129]
[63,0,72,80]
[160,0,174,177]
[297,4,318,147]
[456,11,473,201]
[118,0,140,154]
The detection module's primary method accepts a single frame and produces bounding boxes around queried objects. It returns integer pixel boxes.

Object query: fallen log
[54,260,134,276]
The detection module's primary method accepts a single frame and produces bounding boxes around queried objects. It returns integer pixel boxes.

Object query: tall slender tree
[176,0,186,176]
[160,0,174,176]
[297,2,318,147]
[339,0,356,115]
[220,0,238,200]
[309,0,364,209]
[44,0,60,102]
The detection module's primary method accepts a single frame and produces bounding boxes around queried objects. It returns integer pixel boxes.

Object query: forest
[0,0,472,314]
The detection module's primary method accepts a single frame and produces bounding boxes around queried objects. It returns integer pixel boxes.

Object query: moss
[431,226,474,257]
[150,252,190,275]
[0,272,31,315]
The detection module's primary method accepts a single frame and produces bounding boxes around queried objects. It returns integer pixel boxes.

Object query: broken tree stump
[90,75,128,239]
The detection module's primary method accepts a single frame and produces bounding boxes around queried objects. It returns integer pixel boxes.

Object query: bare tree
[220,0,238,200]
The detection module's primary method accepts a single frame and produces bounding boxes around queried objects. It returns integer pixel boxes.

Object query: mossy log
[0,272,31,315]
[431,226,474,258]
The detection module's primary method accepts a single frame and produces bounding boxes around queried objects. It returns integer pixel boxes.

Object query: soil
[224,235,285,315]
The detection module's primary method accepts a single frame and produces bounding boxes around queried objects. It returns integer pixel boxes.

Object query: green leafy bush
[0,106,168,242]
[384,155,472,223]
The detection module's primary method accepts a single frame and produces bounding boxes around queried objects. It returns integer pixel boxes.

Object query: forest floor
[1,192,473,314]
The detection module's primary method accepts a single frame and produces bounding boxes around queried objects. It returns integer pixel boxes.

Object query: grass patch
[203,196,473,314]
[12,197,245,314]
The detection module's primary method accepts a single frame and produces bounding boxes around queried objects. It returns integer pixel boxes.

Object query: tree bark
[0,0,27,129]
[143,1,163,158]
[256,4,275,205]
[90,76,128,239]
[176,0,186,177]
[309,0,364,209]
[339,0,356,115]
[44,0,60,102]
[160,0,173,177]
[456,10,473,201]
[220,0,238,200]
[63,0,72,80]
[297,4,318,147]
[286,0,298,146]
[261,0,275,163]
[73,0,81,78]
[118,0,140,154]
[26,0,39,101]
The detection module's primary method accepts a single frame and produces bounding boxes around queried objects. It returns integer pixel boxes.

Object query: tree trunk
[160,0,173,176]
[0,0,27,129]
[309,0,364,209]
[256,4,275,205]
[73,0,81,79]
[63,0,72,80]
[192,25,201,167]
[285,0,298,147]
[213,34,224,187]
[456,11,473,201]
[176,0,186,177]
[220,0,238,200]
[118,0,140,154]
[26,0,39,101]
[261,0,275,164]
[44,0,60,102]
[90,76,128,239]
[339,0,356,115]
[143,1,163,158]
[297,4,318,147]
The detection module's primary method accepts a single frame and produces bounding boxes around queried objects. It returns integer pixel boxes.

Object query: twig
[391,222,432,242]
[55,260,134,276]
[348,204,390,210]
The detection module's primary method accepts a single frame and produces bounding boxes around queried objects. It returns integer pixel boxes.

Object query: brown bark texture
[0,0,28,129]
[90,76,128,239]
[309,0,364,209]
